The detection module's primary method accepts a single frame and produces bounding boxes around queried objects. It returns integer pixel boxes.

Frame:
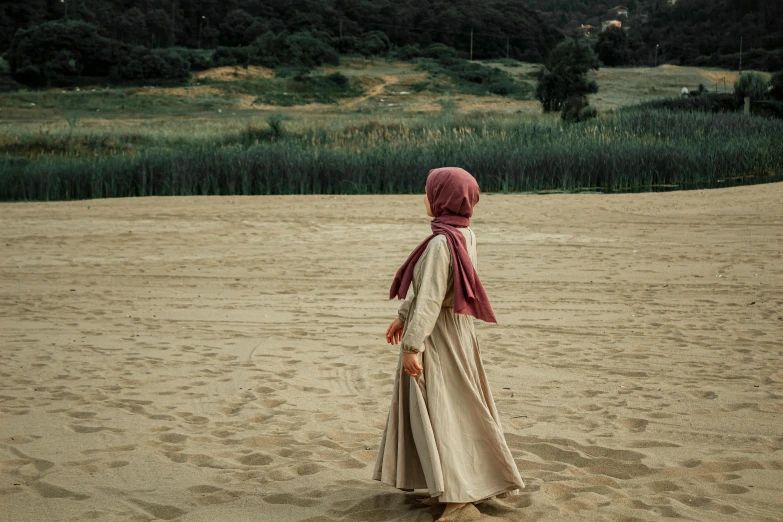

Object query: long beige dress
[373,227,525,503]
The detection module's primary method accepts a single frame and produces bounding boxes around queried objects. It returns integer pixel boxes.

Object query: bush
[496,58,523,67]
[110,48,190,83]
[488,78,517,95]
[405,46,528,98]
[771,71,783,101]
[733,72,770,102]
[356,31,391,56]
[211,46,251,67]
[250,31,338,69]
[266,114,285,140]
[390,44,424,61]
[751,100,783,119]
[561,96,598,122]
[170,48,212,72]
[326,72,349,87]
[640,94,739,113]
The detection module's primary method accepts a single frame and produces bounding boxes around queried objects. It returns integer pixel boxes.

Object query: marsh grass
[2,109,782,201]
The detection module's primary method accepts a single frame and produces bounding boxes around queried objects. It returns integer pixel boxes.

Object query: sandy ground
[1,184,782,522]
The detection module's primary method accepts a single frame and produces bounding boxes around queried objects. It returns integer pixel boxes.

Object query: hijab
[389,167,497,323]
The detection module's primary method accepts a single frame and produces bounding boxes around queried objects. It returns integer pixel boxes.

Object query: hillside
[0,0,562,63]
[0,58,767,126]
[519,0,782,70]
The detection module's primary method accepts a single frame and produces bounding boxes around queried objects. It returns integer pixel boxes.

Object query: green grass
[205,72,361,106]
[413,57,533,99]
[2,108,781,201]
[0,88,226,115]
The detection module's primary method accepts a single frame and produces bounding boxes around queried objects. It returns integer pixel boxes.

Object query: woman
[373,167,524,521]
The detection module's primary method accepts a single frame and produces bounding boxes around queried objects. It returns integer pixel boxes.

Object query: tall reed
[2,109,782,201]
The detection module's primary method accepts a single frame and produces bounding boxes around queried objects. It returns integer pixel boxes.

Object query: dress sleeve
[401,236,451,354]
[397,291,415,323]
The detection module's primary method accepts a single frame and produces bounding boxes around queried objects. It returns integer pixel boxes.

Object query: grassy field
[1,59,780,201]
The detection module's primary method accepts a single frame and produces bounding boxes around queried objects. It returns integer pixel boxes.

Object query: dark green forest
[1,0,781,88]
[0,1,562,62]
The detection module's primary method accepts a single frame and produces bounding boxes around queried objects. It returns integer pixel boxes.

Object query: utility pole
[739,36,743,72]
[654,44,659,67]
[339,18,343,39]
[170,0,177,47]
[198,15,206,49]
[506,37,509,59]
[60,0,68,20]
[470,29,473,61]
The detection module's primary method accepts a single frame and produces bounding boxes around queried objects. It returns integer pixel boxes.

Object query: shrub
[390,44,424,61]
[497,58,523,67]
[326,72,349,87]
[733,72,770,102]
[561,95,597,122]
[407,47,528,99]
[770,71,783,101]
[110,48,190,83]
[170,48,212,72]
[356,31,391,56]
[250,31,338,69]
[211,46,251,67]
[639,94,738,113]
[266,114,285,140]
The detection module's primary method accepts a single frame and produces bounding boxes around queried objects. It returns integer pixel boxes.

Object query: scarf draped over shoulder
[389,167,497,324]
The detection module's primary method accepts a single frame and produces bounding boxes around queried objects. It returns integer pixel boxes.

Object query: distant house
[601,20,623,31]
[578,24,595,37]
[610,6,629,17]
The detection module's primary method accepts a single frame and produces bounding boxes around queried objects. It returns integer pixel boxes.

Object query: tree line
[0,0,561,62]
[1,0,781,89]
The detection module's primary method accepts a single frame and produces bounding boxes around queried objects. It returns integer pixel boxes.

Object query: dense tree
[1,0,781,76]
[219,9,255,47]
[535,37,599,115]
[117,8,149,47]
[0,0,563,63]
[733,72,770,102]
[537,40,599,106]
[7,20,119,86]
[595,26,631,67]
[7,20,192,86]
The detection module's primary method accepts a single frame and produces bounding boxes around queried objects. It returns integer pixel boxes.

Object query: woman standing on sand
[373,168,524,521]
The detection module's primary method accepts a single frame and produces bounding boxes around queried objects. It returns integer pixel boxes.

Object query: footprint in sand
[237,453,273,466]
[618,418,649,432]
[29,481,90,500]
[159,433,187,444]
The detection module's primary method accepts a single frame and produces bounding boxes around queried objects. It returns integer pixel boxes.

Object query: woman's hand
[386,318,404,345]
[402,352,423,377]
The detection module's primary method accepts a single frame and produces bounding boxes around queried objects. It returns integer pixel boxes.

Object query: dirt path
[339,75,400,109]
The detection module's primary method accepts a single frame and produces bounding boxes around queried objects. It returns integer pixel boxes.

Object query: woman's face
[424,191,434,217]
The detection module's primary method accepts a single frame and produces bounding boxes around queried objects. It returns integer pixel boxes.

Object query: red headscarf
[389,167,497,323]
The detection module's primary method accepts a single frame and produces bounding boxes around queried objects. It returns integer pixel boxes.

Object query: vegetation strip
[2,109,781,201]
